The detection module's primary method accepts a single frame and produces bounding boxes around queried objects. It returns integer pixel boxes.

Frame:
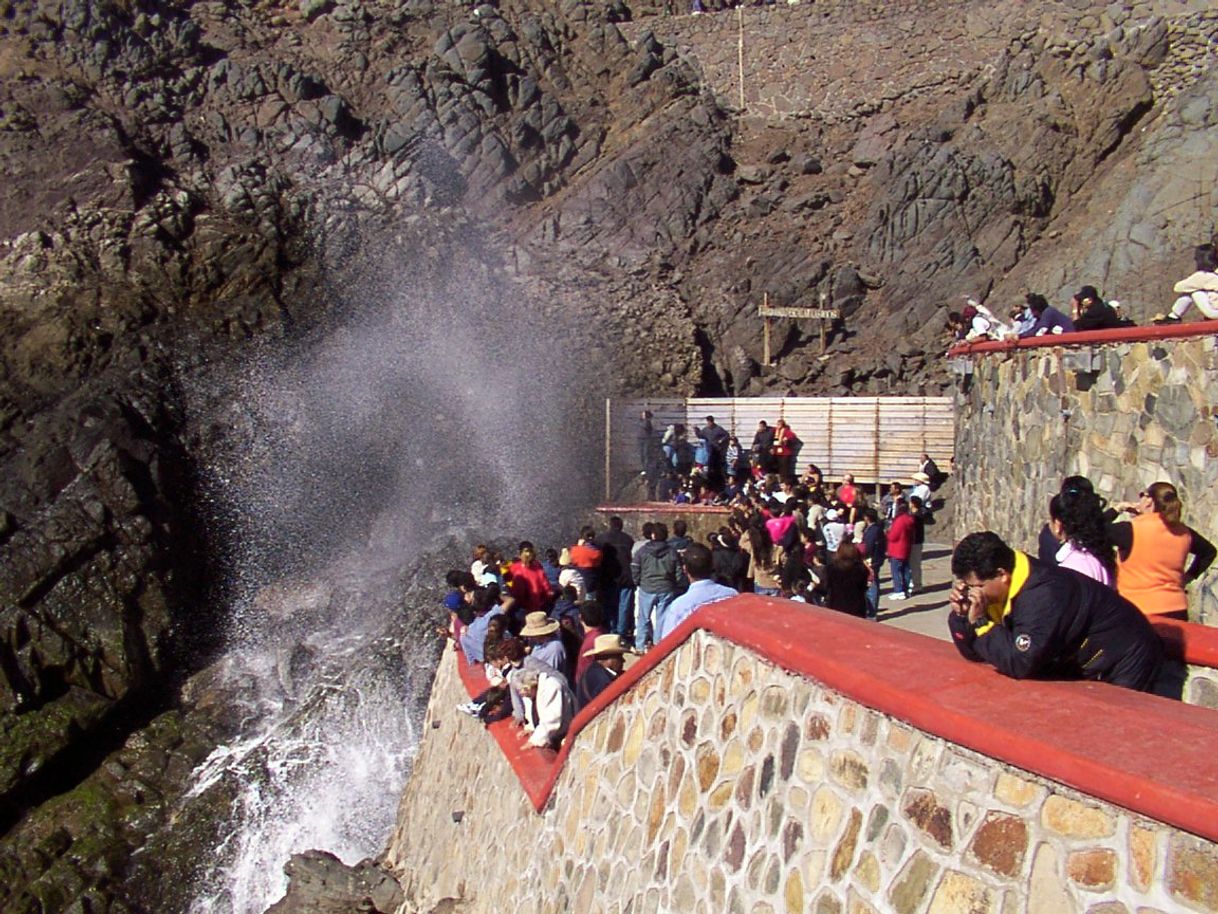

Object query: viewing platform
[389,596,1218,913]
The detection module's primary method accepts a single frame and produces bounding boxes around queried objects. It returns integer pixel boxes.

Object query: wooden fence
[605,396,955,500]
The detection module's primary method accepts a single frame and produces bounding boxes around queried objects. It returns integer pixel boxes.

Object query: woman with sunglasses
[1110,482,1216,620]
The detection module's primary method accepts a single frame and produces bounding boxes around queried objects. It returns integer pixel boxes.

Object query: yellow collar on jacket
[974,551,1030,636]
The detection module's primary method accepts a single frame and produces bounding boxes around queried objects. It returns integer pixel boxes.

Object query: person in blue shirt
[459,587,506,663]
[1019,292,1075,338]
[659,544,739,640]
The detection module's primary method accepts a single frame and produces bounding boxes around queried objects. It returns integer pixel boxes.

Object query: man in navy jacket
[948,531,1163,693]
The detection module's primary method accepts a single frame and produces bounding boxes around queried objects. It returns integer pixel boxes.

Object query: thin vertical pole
[763,292,772,366]
[820,290,829,353]
[737,6,745,111]
[604,397,612,503]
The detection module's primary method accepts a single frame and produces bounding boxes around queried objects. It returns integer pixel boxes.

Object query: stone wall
[386,633,1218,913]
[952,333,1218,625]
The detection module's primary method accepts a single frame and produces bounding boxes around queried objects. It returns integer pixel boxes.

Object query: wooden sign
[760,292,840,364]
[758,306,840,320]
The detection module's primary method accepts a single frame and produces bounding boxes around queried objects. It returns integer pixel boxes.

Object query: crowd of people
[946,242,1218,344]
[637,411,896,509]
[437,453,953,749]
[439,463,1215,754]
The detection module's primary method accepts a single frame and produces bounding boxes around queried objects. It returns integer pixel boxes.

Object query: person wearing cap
[1070,285,1123,331]
[821,508,848,556]
[658,543,739,640]
[1019,293,1074,338]
[575,634,627,711]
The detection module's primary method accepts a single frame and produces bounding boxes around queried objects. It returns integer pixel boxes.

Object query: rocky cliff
[1,0,1216,910]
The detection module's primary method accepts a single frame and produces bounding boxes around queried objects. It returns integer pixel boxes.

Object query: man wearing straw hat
[519,610,568,680]
[576,634,628,710]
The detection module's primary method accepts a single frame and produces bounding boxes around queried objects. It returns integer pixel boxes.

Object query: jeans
[636,589,674,648]
[616,586,636,641]
[889,558,911,596]
[866,573,880,618]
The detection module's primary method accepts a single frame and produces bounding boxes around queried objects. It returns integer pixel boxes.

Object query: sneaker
[457,701,483,717]
[887,592,906,601]
[1152,313,1181,325]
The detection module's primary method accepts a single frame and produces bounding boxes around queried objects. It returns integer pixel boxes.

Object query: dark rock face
[1,0,1216,910]
[265,851,405,914]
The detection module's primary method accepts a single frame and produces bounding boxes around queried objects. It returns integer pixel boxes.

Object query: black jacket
[1074,301,1125,331]
[576,662,618,711]
[948,556,1162,692]
[598,529,637,588]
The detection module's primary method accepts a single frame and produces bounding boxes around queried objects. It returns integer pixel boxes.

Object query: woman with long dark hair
[742,515,782,596]
[1110,481,1216,620]
[824,541,870,618]
[1047,488,1115,586]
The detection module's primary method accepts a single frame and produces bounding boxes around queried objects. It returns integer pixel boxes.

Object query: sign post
[758,295,840,365]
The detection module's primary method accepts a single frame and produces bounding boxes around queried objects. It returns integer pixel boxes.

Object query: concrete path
[876,542,955,642]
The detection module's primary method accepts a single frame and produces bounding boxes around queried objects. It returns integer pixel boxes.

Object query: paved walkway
[621,542,959,674]
[876,542,955,642]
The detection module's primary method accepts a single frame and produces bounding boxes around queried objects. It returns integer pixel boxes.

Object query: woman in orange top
[1110,482,1215,620]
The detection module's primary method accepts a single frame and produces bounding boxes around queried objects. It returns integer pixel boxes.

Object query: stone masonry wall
[952,334,1218,626]
[386,633,1218,914]
[618,1,1218,122]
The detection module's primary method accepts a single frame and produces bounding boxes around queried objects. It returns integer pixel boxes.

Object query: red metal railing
[947,319,1218,357]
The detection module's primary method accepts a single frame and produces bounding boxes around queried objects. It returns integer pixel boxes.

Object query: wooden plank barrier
[606,396,955,498]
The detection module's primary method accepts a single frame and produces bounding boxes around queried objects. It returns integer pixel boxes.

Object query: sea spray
[179,252,604,912]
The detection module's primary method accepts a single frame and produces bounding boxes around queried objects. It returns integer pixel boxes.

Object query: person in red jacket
[508,541,554,613]
[771,419,800,482]
[886,501,915,601]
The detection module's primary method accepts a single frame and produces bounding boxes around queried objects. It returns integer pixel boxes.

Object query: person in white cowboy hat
[909,472,932,506]
[575,634,627,711]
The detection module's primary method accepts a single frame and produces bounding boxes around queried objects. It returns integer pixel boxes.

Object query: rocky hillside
[0,0,1216,910]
